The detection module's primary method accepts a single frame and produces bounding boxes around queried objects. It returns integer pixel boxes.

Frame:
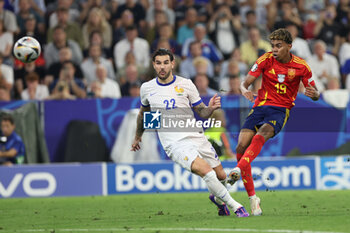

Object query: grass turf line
[0,190,349,233]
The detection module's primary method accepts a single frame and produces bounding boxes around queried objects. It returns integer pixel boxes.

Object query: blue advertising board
[106,158,316,194]
[318,156,350,190]
[0,163,104,198]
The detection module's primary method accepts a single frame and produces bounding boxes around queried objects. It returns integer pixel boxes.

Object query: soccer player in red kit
[227,28,320,216]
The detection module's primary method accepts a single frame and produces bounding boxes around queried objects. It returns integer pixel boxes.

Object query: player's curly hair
[269,28,293,44]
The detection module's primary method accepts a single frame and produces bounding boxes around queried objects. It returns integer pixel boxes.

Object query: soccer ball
[13,36,41,63]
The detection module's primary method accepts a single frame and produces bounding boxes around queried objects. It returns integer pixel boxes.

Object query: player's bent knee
[191,157,212,177]
[236,144,247,155]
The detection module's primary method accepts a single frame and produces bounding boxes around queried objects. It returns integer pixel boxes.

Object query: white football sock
[203,170,242,212]
[214,178,227,205]
[249,194,257,200]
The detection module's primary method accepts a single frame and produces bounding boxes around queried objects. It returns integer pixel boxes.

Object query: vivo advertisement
[0,163,104,198]
[0,156,349,198]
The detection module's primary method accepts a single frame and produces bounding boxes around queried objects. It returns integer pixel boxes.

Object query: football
[13,36,41,63]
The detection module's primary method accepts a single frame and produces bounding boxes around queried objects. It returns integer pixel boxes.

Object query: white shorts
[165,136,221,171]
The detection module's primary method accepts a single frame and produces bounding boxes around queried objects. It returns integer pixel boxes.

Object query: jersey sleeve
[140,83,150,107]
[248,53,269,78]
[301,64,315,87]
[187,80,202,106]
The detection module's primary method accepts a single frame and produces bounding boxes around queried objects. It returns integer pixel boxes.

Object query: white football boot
[250,196,262,216]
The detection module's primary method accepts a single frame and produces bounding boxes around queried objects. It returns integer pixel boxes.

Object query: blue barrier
[1,156,349,198]
[1,94,350,162]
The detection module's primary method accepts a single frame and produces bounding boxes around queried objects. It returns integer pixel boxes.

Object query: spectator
[84,30,113,59]
[47,7,84,49]
[0,53,14,94]
[218,59,244,91]
[117,51,147,84]
[88,65,121,99]
[314,4,342,54]
[227,74,241,95]
[129,81,141,97]
[182,23,224,63]
[0,83,10,101]
[82,7,112,51]
[112,0,146,33]
[112,9,135,44]
[208,4,241,59]
[114,25,150,71]
[219,48,248,81]
[240,10,270,42]
[146,10,169,45]
[176,7,197,45]
[21,72,49,100]
[273,1,302,30]
[151,23,181,56]
[339,31,350,86]
[45,47,84,86]
[240,26,271,67]
[48,61,86,100]
[146,0,175,28]
[180,41,214,79]
[81,44,115,84]
[44,25,83,68]
[120,64,141,96]
[16,13,45,46]
[194,73,217,97]
[307,40,341,92]
[286,23,312,60]
[13,0,45,17]
[48,0,80,28]
[174,0,207,28]
[14,61,46,99]
[0,114,25,166]
[0,0,19,34]
[79,0,110,23]
[16,0,45,34]
[0,19,13,65]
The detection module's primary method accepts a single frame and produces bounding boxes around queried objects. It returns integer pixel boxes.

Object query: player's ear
[171,60,175,69]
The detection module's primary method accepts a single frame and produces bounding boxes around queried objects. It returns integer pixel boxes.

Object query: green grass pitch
[1,190,349,233]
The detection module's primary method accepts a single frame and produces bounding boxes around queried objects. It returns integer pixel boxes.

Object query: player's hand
[242,89,256,102]
[305,84,319,100]
[131,137,142,151]
[208,93,221,110]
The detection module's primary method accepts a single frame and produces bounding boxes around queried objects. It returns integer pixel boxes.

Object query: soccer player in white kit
[131,48,249,217]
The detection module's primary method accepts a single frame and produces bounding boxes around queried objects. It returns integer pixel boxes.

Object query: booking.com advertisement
[1,156,349,198]
[106,158,317,195]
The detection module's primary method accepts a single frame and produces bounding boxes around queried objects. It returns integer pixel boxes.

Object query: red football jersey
[248,52,315,109]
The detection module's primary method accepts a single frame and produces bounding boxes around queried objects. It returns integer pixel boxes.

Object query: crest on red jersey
[288,69,296,80]
[277,74,285,83]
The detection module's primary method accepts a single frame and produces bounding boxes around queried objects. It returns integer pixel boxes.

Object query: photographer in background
[0,114,25,166]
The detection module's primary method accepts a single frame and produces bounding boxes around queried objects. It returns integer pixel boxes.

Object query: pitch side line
[19,228,343,233]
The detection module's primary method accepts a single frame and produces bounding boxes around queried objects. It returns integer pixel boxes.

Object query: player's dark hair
[152,48,174,62]
[1,114,14,125]
[269,28,293,44]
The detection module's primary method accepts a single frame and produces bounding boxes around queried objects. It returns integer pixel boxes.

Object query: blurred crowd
[0,0,350,102]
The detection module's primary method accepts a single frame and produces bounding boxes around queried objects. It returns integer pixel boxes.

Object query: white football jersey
[140,75,207,149]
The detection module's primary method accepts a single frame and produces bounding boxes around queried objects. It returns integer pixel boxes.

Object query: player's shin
[242,164,256,197]
[237,135,265,170]
[203,170,242,212]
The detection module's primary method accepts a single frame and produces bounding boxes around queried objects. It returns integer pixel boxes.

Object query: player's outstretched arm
[193,93,221,119]
[304,84,320,101]
[241,74,257,102]
[131,105,150,151]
